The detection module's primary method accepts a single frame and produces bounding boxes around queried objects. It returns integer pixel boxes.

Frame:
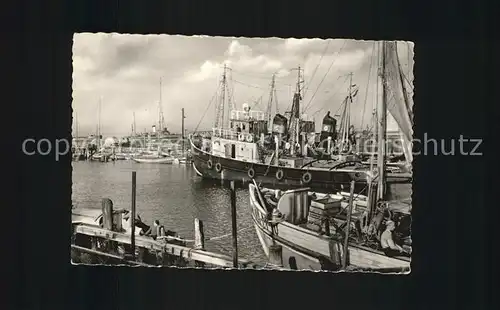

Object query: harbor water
[71,161,267,265]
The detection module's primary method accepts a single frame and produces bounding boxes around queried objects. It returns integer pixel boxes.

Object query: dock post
[268,244,283,268]
[230,180,238,268]
[101,198,114,231]
[130,171,137,260]
[194,218,205,250]
[194,218,206,267]
[342,180,356,269]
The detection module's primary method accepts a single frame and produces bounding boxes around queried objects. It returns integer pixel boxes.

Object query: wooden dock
[71,222,259,268]
[71,172,268,269]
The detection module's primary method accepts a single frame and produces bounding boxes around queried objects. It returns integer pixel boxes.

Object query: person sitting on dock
[380,220,404,257]
[144,220,167,240]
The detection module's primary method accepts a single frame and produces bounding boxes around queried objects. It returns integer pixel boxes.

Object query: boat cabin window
[242,124,246,130]
[230,122,233,128]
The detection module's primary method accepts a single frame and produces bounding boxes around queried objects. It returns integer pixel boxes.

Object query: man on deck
[380,220,404,257]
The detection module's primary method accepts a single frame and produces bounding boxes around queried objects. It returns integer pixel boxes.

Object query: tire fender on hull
[302,171,312,184]
[215,162,222,173]
[247,167,255,179]
[276,169,284,181]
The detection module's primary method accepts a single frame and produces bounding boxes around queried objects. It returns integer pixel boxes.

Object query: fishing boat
[248,40,413,272]
[190,63,403,192]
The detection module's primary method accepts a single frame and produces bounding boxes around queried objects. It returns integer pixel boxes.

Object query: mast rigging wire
[301,41,347,114]
[302,41,330,99]
[310,75,349,117]
[360,42,376,130]
[194,81,222,132]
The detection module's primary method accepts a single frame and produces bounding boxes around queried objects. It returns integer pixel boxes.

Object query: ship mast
[215,64,229,129]
[377,41,387,200]
[181,108,186,157]
[97,96,102,150]
[266,73,277,131]
[338,72,356,153]
[132,112,136,136]
[289,66,303,155]
[158,77,166,132]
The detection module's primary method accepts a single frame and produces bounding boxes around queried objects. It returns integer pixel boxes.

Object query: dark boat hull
[190,139,371,192]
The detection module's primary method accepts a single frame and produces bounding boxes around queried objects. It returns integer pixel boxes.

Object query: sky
[72,33,414,137]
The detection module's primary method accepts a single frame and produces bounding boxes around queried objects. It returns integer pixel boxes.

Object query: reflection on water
[72,160,267,264]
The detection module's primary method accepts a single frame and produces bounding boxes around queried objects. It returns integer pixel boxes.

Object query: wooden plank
[71,245,152,267]
[348,246,410,269]
[277,223,331,258]
[74,224,255,268]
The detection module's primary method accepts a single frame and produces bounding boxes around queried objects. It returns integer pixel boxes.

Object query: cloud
[72,34,414,136]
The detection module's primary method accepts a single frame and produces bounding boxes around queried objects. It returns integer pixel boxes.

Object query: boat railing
[212,128,240,140]
[230,110,265,121]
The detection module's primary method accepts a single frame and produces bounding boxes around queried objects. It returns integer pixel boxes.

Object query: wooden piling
[268,244,283,267]
[101,198,114,231]
[194,218,206,267]
[194,218,205,250]
[131,171,137,260]
[230,180,238,267]
[342,180,356,269]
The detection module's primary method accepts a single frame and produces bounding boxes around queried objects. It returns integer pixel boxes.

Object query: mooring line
[206,225,253,241]
[161,225,254,243]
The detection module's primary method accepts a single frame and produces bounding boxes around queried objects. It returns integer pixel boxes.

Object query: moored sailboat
[132,157,174,164]
[248,40,413,272]
[249,181,411,271]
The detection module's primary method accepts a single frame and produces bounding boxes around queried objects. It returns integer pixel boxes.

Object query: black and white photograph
[70,33,414,273]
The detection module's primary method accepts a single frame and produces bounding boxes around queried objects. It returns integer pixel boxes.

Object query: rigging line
[250,80,270,110]
[232,70,283,82]
[230,68,272,77]
[360,42,376,130]
[302,40,347,114]
[310,75,348,117]
[227,69,234,110]
[250,95,264,110]
[163,225,254,243]
[193,82,221,132]
[233,79,288,92]
[303,41,331,98]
